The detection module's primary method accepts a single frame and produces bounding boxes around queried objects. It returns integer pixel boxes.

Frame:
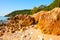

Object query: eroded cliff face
[37,7,60,35]
[32,11,48,23]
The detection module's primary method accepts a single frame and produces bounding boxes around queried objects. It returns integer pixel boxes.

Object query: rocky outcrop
[38,8,60,35]
[0,7,60,40]
[32,11,48,23]
[0,14,36,36]
[10,14,35,26]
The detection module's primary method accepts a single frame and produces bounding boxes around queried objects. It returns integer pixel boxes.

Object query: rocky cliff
[0,8,60,40]
[38,7,60,35]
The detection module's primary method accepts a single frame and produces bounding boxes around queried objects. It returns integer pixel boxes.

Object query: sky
[0,0,54,16]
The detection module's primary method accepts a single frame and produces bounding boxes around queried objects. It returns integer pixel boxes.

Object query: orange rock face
[32,11,48,23]
[37,8,60,35]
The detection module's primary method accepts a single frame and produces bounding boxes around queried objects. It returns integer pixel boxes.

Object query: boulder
[21,14,35,26]
[32,11,48,23]
[37,8,60,35]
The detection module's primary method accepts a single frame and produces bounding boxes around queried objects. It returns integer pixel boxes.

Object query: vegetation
[5,5,46,17]
[43,0,60,11]
[5,0,60,16]
[5,10,31,16]
[31,5,46,14]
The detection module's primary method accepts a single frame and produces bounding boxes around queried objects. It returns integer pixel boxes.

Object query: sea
[0,16,9,23]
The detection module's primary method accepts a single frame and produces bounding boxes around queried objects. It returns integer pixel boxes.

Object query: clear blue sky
[0,0,54,16]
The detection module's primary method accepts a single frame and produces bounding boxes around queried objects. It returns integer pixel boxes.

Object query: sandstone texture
[38,8,60,35]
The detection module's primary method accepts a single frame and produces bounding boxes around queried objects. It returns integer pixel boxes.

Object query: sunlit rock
[38,7,60,35]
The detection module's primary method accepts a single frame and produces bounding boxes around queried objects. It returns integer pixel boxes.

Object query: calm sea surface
[0,16,9,22]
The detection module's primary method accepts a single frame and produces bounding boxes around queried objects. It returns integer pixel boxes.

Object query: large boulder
[20,14,35,26]
[32,11,48,23]
[37,8,60,35]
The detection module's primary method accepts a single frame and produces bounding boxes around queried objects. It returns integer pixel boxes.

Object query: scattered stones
[0,14,36,36]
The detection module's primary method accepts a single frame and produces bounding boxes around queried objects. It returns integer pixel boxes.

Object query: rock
[0,8,60,40]
[38,8,60,35]
[32,11,48,23]
[0,30,4,37]
[0,14,36,35]
[9,14,35,26]
[15,14,23,20]
[21,15,35,26]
